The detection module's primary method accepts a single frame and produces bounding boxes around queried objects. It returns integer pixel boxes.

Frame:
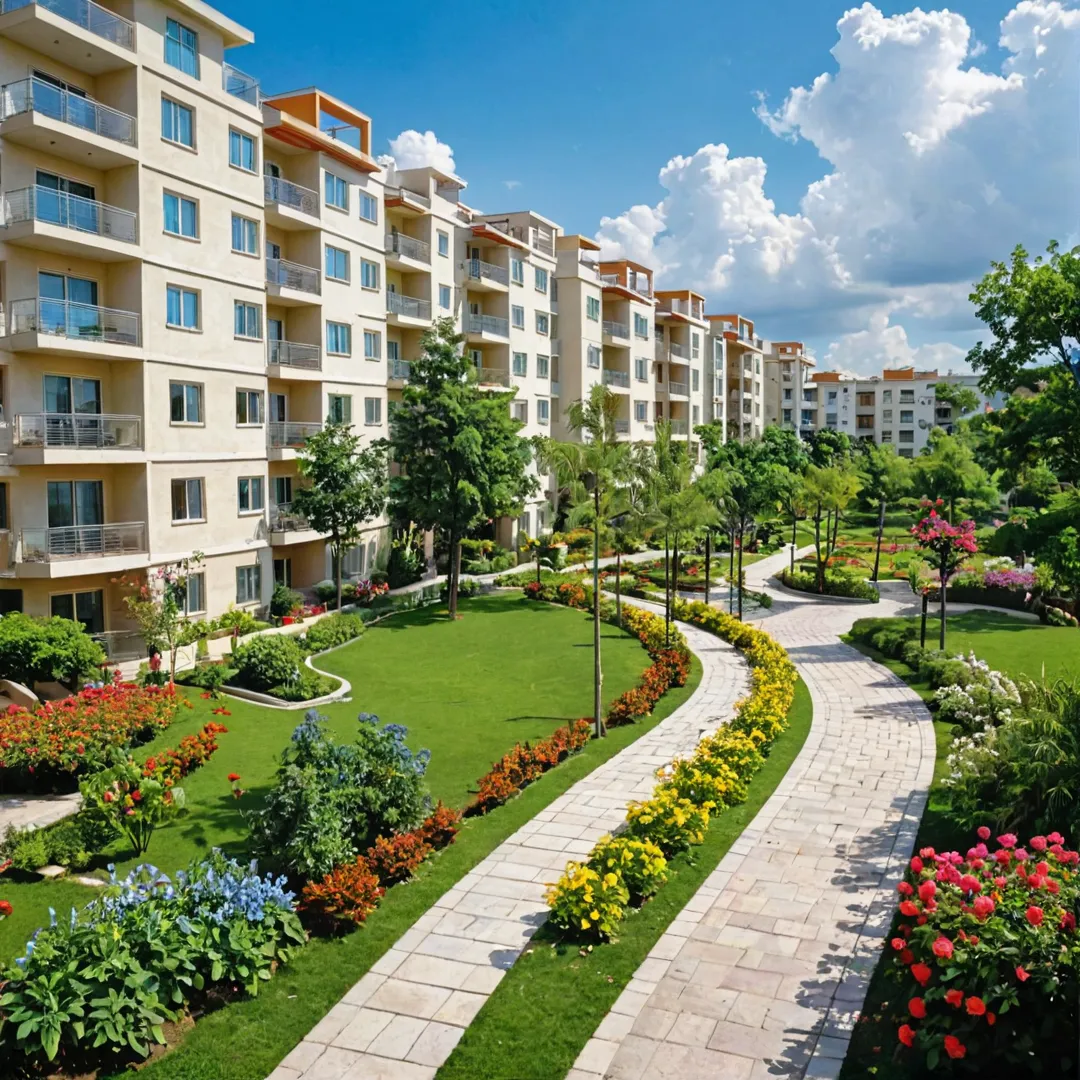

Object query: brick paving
[570,548,936,1080]
[270,609,751,1080]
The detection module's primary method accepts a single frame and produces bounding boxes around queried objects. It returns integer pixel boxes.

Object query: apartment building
[764,340,815,436]
[654,289,707,457]
[552,234,602,439]
[706,314,765,441]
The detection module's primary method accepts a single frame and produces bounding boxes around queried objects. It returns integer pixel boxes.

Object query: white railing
[602,369,630,388]
[386,186,431,209]
[8,297,141,345]
[0,76,136,145]
[265,175,318,217]
[670,420,689,435]
[387,293,431,320]
[668,381,689,397]
[2,184,136,242]
[14,412,141,449]
[268,340,321,369]
[268,421,322,449]
[669,341,689,360]
[476,367,510,387]
[599,273,651,299]
[389,359,412,380]
[467,313,509,337]
[222,63,259,105]
[0,0,135,50]
[266,257,320,295]
[603,320,629,339]
[21,521,146,562]
[385,232,430,262]
[468,257,509,286]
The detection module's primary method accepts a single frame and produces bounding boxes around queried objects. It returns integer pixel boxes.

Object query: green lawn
[438,678,813,1080]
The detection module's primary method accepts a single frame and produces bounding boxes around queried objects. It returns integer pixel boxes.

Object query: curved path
[572,548,936,1080]
[270,610,751,1080]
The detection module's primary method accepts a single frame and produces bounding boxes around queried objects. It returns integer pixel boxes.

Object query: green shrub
[2,809,116,871]
[215,607,267,636]
[779,568,879,601]
[269,669,338,702]
[231,634,305,692]
[6,828,48,872]
[463,557,492,574]
[443,578,480,601]
[917,652,973,689]
[313,579,337,604]
[588,835,668,902]
[271,583,303,618]
[178,661,230,696]
[1046,605,1079,627]
[544,862,629,941]
[489,552,516,573]
[0,612,105,686]
[901,639,927,668]
[303,613,365,653]
[387,529,425,588]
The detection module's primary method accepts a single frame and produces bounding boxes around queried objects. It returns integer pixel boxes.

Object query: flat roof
[177,0,253,46]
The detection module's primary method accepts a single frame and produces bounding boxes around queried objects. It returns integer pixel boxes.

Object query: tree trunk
[920,592,928,648]
[615,550,622,627]
[593,485,603,739]
[664,531,671,646]
[334,540,343,614]
[790,512,797,573]
[673,533,681,620]
[872,498,886,582]
[535,545,542,586]
[814,509,825,594]
[704,532,712,605]
[831,506,841,555]
[446,526,459,618]
[737,527,745,620]
[939,554,948,651]
[729,527,736,614]
[949,497,956,524]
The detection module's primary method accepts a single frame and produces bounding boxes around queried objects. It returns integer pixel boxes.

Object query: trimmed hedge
[779,567,880,601]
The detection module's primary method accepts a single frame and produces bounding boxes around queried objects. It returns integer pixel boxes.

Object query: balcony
[550,381,560,397]
[264,176,319,230]
[613,419,630,435]
[531,229,554,256]
[266,257,321,305]
[668,341,689,361]
[466,313,509,340]
[384,186,431,214]
[267,339,321,379]
[668,381,689,398]
[2,184,137,259]
[0,76,137,167]
[385,232,430,266]
[476,367,510,388]
[268,421,322,458]
[670,420,689,436]
[602,369,630,390]
[6,297,141,356]
[269,503,323,544]
[656,298,705,321]
[13,412,141,462]
[467,257,509,290]
[222,63,259,106]
[19,521,147,573]
[600,274,652,300]
[386,292,432,326]
[388,359,412,384]
[0,0,135,76]
[602,320,630,343]
[550,339,561,357]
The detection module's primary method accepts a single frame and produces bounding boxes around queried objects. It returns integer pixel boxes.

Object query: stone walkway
[270,609,752,1080]
[570,547,937,1080]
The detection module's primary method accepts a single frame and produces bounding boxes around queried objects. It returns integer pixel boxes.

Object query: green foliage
[586,835,668,903]
[2,810,116,872]
[270,583,303,619]
[231,635,305,693]
[180,661,230,697]
[545,863,629,941]
[387,526,426,588]
[780,567,880,601]
[302,613,365,654]
[913,429,997,518]
[1040,526,1080,600]
[80,760,183,857]
[0,613,105,686]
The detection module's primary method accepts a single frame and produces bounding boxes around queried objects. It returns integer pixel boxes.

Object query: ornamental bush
[365,830,432,885]
[299,858,384,932]
[302,613,365,654]
[587,835,667,903]
[0,612,105,686]
[231,633,305,693]
[625,788,710,855]
[545,863,629,941]
[80,759,185,857]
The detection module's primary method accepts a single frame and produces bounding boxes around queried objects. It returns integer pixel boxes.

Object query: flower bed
[0,679,180,794]
[780,566,880,601]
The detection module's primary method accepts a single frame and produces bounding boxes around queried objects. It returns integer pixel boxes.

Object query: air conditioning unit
[919,397,932,406]
[918,418,929,429]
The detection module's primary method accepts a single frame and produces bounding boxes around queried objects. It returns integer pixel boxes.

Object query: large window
[438,231,450,257]
[235,389,262,424]
[231,213,257,254]
[512,352,527,376]
[511,305,525,329]
[237,476,264,514]
[364,398,382,426]
[234,301,261,339]
[363,330,381,360]
[360,260,379,289]
[634,313,649,338]
[161,97,194,148]
[171,478,204,522]
[326,321,351,356]
[170,381,202,423]
[536,354,549,378]
[166,285,199,329]
[438,284,451,310]
[324,171,348,210]
[586,296,600,321]
[325,245,350,282]
[163,192,197,238]
[587,345,601,369]
[511,258,524,285]
[634,400,647,421]
[185,573,205,615]
[50,590,104,634]
[360,193,378,223]
[535,312,549,335]
[635,356,648,381]
[229,130,256,172]
[537,399,549,425]
[165,18,199,77]
[534,267,548,293]
[236,565,261,604]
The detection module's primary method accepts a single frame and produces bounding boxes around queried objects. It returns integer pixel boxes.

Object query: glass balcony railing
[602,369,630,388]
[467,313,509,338]
[14,412,141,449]
[0,0,135,50]
[268,421,322,449]
[266,257,320,295]
[385,232,430,262]
[0,76,136,145]
[468,257,508,286]
[8,297,141,345]
[603,320,629,339]
[222,63,259,105]
[2,184,137,242]
[476,367,510,387]
[389,359,412,381]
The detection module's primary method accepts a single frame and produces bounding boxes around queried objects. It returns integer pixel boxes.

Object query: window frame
[228,128,257,173]
[438,284,451,310]
[233,301,261,341]
[161,96,194,149]
[163,190,198,239]
[360,259,379,290]
[169,381,203,425]
[235,564,261,605]
[184,571,205,615]
[511,305,525,330]
[511,257,524,285]
[360,193,378,223]
[328,394,352,425]
[437,230,450,257]
[587,345,601,369]
[512,351,527,377]
[535,312,549,336]
[230,212,258,255]
[537,398,550,425]
[536,354,550,378]
[363,330,381,360]
[534,267,548,293]
[326,321,352,357]
[171,477,205,523]
[586,296,600,321]
[324,244,350,283]
[166,285,200,331]
[324,171,348,211]
[364,397,382,426]
[235,388,263,426]
[237,475,265,515]
[164,17,199,77]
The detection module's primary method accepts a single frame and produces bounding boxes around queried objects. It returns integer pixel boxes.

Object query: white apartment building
[764,340,815,437]
[654,289,707,459]
[552,233,603,442]
[706,314,765,442]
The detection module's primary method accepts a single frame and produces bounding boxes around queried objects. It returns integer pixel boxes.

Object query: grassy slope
[438,679,814,1080]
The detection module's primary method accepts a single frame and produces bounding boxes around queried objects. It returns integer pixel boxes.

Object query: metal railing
[668,381,689,396]
[468,257,508,286]
[385,185,431,209]
[603,320,629,339]
[600,273,651,298]
[467,313,509,337]
[387,292,431,320]
[669,420,689,435]
[269,503,310,532]
[92,629,145,662]
[602,369,630,388]
[613,419,630,434]
[0,0,135,50]
[668,341,689,360]
[8,297,140,345]
[0,76,136,145]
[266,257,320,295]
[264,175,318,217]
[21,521,146,561]
[385,232,430,262]
[268,421,322,449]
[476,367,510,387]
[531,230,554,256]
[268,340,321,369]
[14,412,141,449]
[389,359,412,380]
[222,63,259,105]
[2,184,136,242]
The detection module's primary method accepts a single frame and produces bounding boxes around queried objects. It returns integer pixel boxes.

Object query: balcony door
[269,393,288,423]
[47,480,104,555]
[39,271,98,338]
[50,589,104,634]
[36,170,98,234]
[43,374,102,447]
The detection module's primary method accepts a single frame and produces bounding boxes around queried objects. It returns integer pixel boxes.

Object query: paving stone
[432,989,487,1027]
[364,979,452,1020]
[363,1014,428,1060]
[404,1020,465,1067]
[331,1009,394,1053]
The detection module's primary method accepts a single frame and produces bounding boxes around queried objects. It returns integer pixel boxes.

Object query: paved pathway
[270,609,751,1080]
[571,546,937,1080]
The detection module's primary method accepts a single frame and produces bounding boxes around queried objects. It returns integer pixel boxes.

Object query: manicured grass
[438,678,813,1080]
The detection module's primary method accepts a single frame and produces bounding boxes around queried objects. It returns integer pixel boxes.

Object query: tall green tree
[294,423,387,614]
[770,467,808,573]
[934,382,981,418]
[968,241,1080,394]
[803,464,861,594]
[537,385,632,738]
[806,428,853,468]
[389,319,536,618]
[913,429,997,522]
[857,444,912,581]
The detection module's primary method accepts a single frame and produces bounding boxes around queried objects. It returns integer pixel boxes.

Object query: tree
[934,382,981,418]
[913,430,996,522]
[806,428,853,468]
[803,465,861,594]
[911,503,978,649]
[122,555,205,680]
[967,241,1080,395]
[857,444,912,582]
[771,467,808,573]
[389,319,536,618]
[537,384,632,738]
[294,423,388,614]
[1041,527,1080,604]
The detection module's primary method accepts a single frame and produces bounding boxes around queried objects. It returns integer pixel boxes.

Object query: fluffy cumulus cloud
[596,2,1080,374]
[380,129,456,175]
[823,309,968,372]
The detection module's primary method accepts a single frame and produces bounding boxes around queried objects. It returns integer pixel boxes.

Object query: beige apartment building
[764,340,816,436]
[654,289,707,458]
[706,314,765,441]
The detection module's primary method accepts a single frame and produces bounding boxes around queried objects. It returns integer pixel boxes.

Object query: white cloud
[503,179,522,190]
[823,309,968,375]
[382,129,456,174]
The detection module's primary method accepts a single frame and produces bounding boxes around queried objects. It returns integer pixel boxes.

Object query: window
[387,340,399,362]
[883,389,893,404]
[185,572,205,615]
[634,356,648,381]
[536,354,549,378]
[237,476,264,513]
[691,333,700,360]
[587,345,601,369]
[166,285,199,329]
[360,193,378,223]
[882,408,893,421]
[235,389,262,424]
[783,408,792,423]
[900,410,914,424]
[691,369,700,392]
[171,478,204,522]
[165,18,199,76]
[511,258,524,285]
[51,590,104,634]
[325,172,348,210]
[364,330,381,360]
[326,321,351,356]
[512,352,527,376]
[236,565,261,604]
[899,429,915,444]
[364,397,382,426]
[325,245,350,282]
[161,97,193,148]
[634,313,649,338]
[511,305,524,330]
[783,388,792,401]
[535,312,549,335]
[272,476,293,506]
[438,231,449,257]
[537,399,549,425]
[228,129,255,172]
[234,301,261,339]
[231,213,257,254]
[163,192,197,238]
[534,267,548,293]
[170,382,202,423]
[360,260,379,289]
[899,448,914,458]
[438,284,451,310]
[857,392,876,407]
[881,430,893,442]
[328,394,352,424]
[827,390,837,403]
[900,389,915,403]
[693,405,700,425]
[512,401,527,423]
[634,400,647,421]
[856,415,875,430]
[586,296,600,321]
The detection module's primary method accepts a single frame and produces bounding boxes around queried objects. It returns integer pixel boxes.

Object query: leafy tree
[806,428,853,468]
[913,430,997,522]
[933,382,981,419]
[389,318,535,618]
[968,241,1080,395]
[857,444,912,581]
[0,613,105,686]
[803,465,861,593]
[121,555,205,679]
[1040,526,1080,603]
[911,504,979,649]
[770,467,808,573]
[294,422,388,614]
[1013,463,1059,509]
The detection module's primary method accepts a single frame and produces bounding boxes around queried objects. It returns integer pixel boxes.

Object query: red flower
[899,948,914,965]
[911,963,932,987]
[227,773,241,782]
[944,1035,966,1060]
[897,881,914,896]
[931,936,954,959]
[899,901,919,917]
[959,874,981,894]
[0,900,12,916]
[965,996,986,1016]
[973,895,995,920]
[1062,912,1076,932]
[1026,905,1044,927]
[1016,965,1030,982]
[910,856,924,873]
[891,937,906,952]
[908,998,926,1019]
[898,1024,915,1048]
[977,826,991,840]
[945,989,964,1007]
[103,790,114,802]
[987,1011,996,1026]
[998,833,1017,849]
[1031,835,1048,852]
[917,880,936,903]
